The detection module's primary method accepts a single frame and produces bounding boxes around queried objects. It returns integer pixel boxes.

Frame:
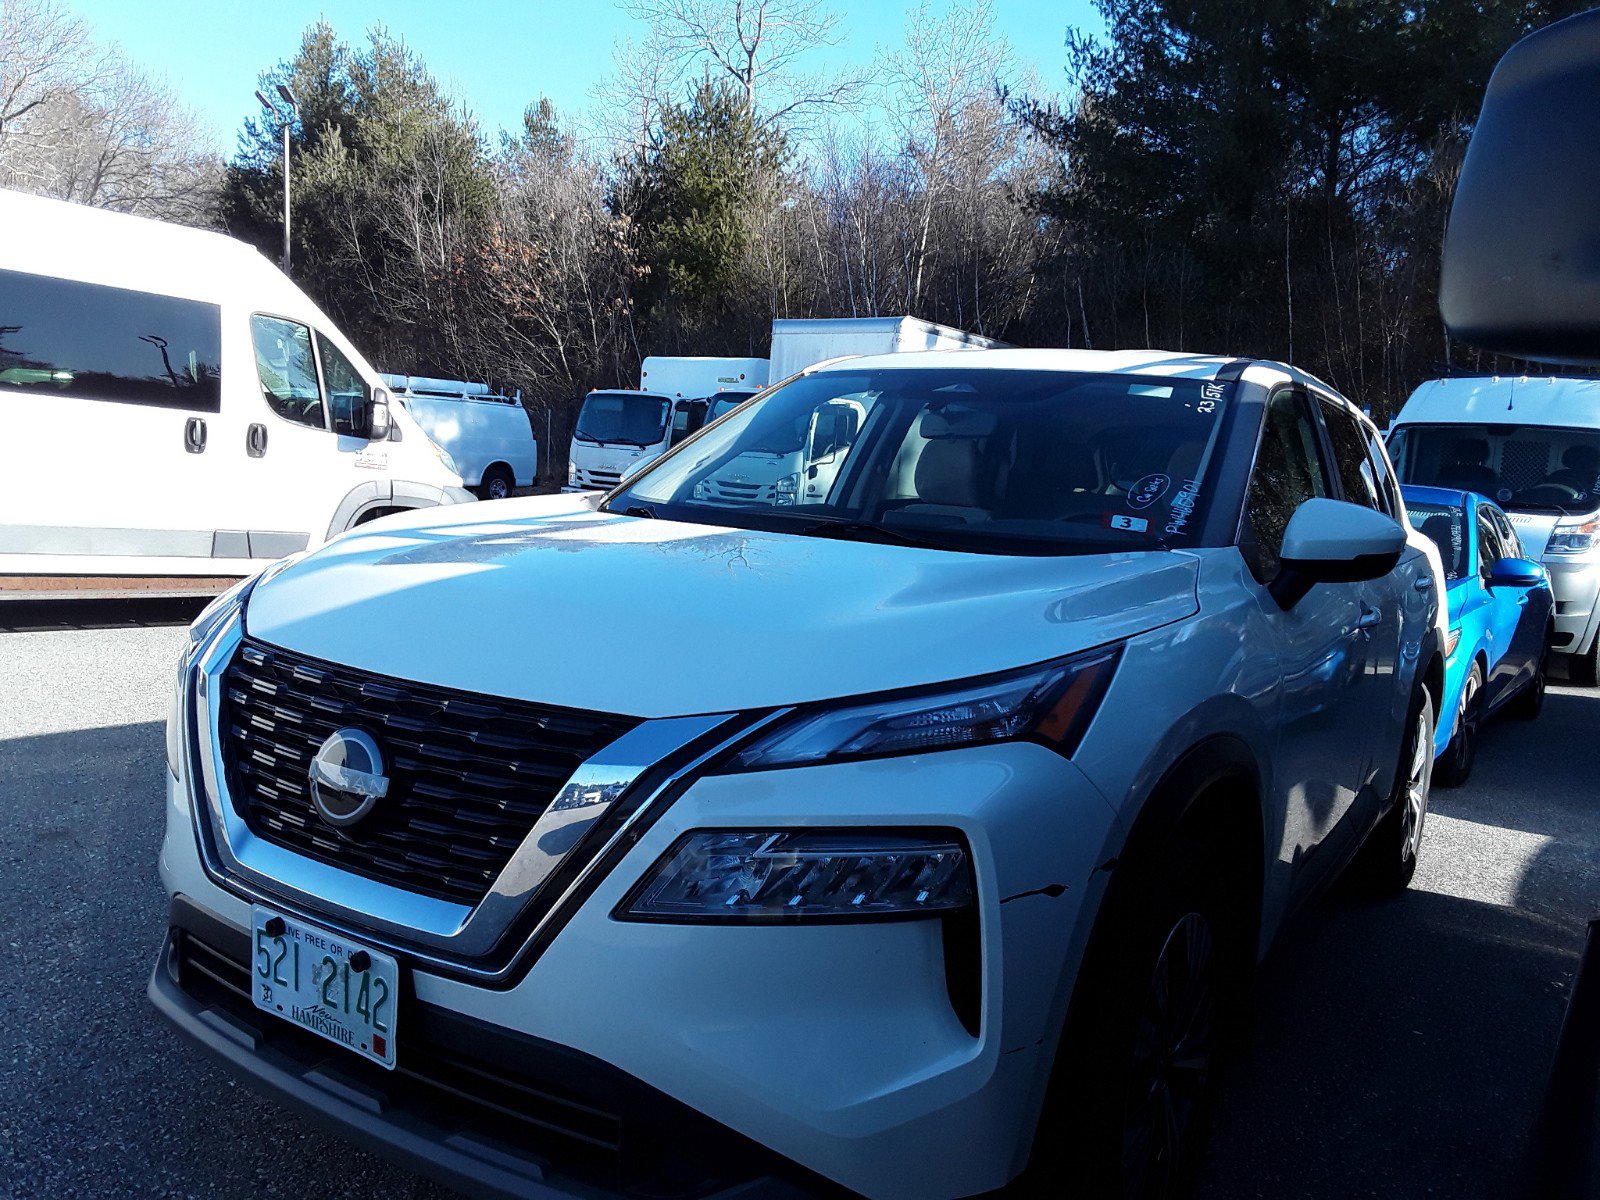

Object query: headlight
[1546,515,1599,555]
[693,478,712,500]
[723,644,1122,771]
[619,829,975,922]
[568,461,579,486]
[166,574,253,780]
[1445,627,1461,657]
[432,444,458,475]
[774,473,799,505]
[164,553,302,779]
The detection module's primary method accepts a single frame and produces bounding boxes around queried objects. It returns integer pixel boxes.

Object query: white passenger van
[1388,374,1600,682]
[566,357,768,492]
[0,189,471,595]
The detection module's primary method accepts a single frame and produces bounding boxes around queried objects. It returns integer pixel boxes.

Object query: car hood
[245,496,1201,718]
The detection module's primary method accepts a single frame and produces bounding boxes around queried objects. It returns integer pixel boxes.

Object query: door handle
[247,423,268,458]
[1413,575,1434,591]
[184,417,207,454]
[1355,603,1382,631]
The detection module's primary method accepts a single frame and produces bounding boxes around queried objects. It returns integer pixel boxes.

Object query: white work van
[0,189,472,595]
[768,316,1007,380]
[381,374,538,500]
[566,357,768,491]
[1388,374,1600,682]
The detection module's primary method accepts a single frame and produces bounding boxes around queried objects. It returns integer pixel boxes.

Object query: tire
[1510,630,1552,720]
[475,465,515,501]
[1434,662,1482,788]
[1025,827,1251,1199]
[1570,631,1600,688]
[1351,687,1434,895]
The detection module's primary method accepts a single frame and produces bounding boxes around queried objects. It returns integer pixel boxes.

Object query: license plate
[249,906,399,1069]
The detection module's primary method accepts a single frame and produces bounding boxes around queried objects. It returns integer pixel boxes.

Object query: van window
[315,333,370,434]
[1389,422,1600,511]
[0,267,221,411]
[1241,389,1331,581]
[251,315,325,428]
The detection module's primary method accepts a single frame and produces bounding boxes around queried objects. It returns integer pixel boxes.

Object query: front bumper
[150,897,828,1200]
[155,736,1119,1200]
[1546,557,1600,655]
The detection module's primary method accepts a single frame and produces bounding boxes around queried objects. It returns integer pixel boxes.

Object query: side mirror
[1440,9,1600,362]
[1488,556,1546,589]
[370,388,391,441]
[1271,498,1408,609]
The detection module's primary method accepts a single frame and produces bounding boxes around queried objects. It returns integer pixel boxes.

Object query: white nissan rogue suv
[152,350,1445,1200]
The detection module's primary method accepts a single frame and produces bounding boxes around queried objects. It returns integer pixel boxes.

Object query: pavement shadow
[0,719,448,1198]
[1195,882,1583,1199]
[0,595,209,632]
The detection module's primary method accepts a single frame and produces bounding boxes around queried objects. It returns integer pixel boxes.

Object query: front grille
[583,469,623,487]
[219,639,639,906]
[710,480,775,503]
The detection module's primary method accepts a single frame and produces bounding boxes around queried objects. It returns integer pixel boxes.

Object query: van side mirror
[1270,498,1408,609]
[371,389,392,441]
[1440,9,1600,362]
[1488,556,1545,589]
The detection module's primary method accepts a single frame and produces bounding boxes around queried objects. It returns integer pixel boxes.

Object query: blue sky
[68,0,1099,156]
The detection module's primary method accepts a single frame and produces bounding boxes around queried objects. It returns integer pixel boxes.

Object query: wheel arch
[1106,734,1268,963]
[1418,627,1445,721]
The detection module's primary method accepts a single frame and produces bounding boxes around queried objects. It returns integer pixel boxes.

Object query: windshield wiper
[793,518,956,551]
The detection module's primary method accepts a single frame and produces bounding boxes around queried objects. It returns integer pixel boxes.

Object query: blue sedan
[1403,485,1555,785]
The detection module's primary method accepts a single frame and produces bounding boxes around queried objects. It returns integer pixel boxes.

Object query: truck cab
[566,357,770,492]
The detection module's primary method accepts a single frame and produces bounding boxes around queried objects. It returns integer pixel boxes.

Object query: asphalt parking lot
[1,598,1595,1199]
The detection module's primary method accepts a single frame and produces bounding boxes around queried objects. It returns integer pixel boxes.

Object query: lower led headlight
[620,829,975,922]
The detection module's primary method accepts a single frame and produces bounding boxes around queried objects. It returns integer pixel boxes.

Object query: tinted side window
[1491,508,1524,558]
[1362,426,1402,517]
[251,315,325,429]
[1476,508,1501,579]
[1241,390,1331,581]
[315,333,369,433]
[1319,400,1384,511]
[0,267,221,412]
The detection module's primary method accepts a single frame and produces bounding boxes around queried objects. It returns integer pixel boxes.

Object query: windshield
[1405,499,1467,582]
[605,367,1234,556]
[574,392,669,446]
[708,391,757,420]
[1389,423,1600,513]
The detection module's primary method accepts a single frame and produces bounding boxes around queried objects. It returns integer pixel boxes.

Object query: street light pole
[254,85,300,276]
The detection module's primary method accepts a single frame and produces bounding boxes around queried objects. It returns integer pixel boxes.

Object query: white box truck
[0,188,474,597]
[566,356,768,491]
[381,374,538,500]
[694,317,1009,506]
[768,316,1008,381]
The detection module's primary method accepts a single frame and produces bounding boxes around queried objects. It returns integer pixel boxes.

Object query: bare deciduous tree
[598,0,870,149]
[0,0,218,220]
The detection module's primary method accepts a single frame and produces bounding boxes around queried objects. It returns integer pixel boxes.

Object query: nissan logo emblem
[308,728,389,828]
